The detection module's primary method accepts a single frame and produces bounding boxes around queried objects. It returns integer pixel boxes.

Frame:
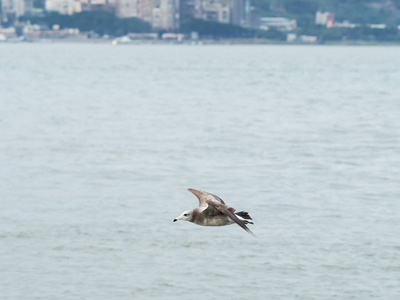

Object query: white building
[45,0,117,15]
[1,0,33,19]
[259,17,296,31]
[300,35,317,43]
[333,21,358,28]
[45,0,82,15]
[315,11,335,28]
[368,24,386,29]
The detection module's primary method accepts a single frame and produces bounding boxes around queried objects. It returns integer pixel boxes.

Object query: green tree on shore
[20,11,151,36]
[181,19,253,38]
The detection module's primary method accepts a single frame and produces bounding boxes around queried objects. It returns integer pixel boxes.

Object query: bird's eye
[184,214,188,217]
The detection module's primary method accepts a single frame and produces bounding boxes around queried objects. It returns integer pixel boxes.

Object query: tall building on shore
[179,0,246,26]
[137,0,154,24]
[179,0,197,26]
[155,0,179,31]
[137,0,179,31]
[116,0,137,18]
[1,0,33,20]
[201,0,231,23]
[231,0,244,25]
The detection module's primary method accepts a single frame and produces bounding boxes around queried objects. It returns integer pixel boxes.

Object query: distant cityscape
[1,0,254,31]
[1,0,400,43]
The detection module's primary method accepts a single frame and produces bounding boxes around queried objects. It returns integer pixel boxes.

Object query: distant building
[315,11,334,28]
[0,26,17,38]
[195,0,245,25]
[143,0,249,30]
[201,0,231,24]
[177,0,247,26]
[246,4,260,28]
[161,32,183,40]
[286,33,296,42]
[154,0,180,31]
[137,0,179,31]
[45,0,116,15]
[127,32,158,39]
[333,21,358,28]
[86,0,117,14]
[137,0,154,24]
[1,0,33,20]
[116,0,138,18]
[368,24,386,29]
[300,35,317,43]
[45,0,82,15]
[259,17,296,31]
[179,0,197,27]
[231,0,244,25]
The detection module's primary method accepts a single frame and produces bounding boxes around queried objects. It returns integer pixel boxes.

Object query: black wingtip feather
[236,211,253,221]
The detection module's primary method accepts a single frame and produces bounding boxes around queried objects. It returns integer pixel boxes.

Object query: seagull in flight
[173,188,254,235]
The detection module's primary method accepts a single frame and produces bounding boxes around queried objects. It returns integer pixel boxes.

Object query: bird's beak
[174,215,183,222]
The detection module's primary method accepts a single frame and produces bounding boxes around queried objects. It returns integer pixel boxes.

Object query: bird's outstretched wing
[188,188,225,208]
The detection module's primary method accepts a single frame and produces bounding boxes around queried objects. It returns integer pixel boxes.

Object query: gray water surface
[1,44,400,299]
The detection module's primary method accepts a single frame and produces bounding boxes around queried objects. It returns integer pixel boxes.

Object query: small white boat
[111,36,131,45]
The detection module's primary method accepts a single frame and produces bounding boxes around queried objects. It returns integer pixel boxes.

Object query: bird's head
[173,210,193,222]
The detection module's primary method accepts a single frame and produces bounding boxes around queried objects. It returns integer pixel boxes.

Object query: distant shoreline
[2,38,400,46]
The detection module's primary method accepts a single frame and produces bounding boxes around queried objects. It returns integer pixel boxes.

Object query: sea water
[1,43,400,299]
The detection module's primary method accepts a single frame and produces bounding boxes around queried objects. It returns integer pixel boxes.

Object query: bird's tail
[235,211,254,224]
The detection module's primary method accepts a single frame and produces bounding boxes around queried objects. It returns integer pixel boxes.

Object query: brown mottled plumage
[173,188,254,235]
